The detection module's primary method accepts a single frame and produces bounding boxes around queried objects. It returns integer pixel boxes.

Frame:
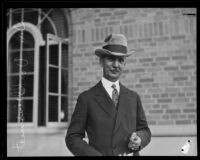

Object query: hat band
[103,44,127,54]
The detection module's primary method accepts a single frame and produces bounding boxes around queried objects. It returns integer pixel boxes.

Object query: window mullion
[46,34,50,124]
[38,9,53,26]
[58,41,62,123]
[37,8,42,30]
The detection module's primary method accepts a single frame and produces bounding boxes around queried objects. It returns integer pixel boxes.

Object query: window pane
[62,44,68,68]
[8,51,20,73]
[49,67,58,93]
[61,69,68,94]
[7,100,18,122]
[38,46,46,126]
[24,9,38,25]
[41,19,55,40]
[49,95,58,122]
[12,9,21,26]
[9,31,21,50]
[23,31,35,49]
[49,44,58,66]
[22,75,33,97]
[22,100,33,122]
[8,75,19,97]
[61,97,68,122]
[22,51,34,72]
[8,100,33,123]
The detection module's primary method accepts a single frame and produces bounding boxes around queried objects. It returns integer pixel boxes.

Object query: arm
[135,93,151,150]
[65,93,103,156]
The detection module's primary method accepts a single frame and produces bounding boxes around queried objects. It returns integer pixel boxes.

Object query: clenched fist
[128,132,141,151]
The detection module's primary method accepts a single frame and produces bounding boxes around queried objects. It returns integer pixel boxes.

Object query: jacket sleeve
[135,93,151,150]
[65,93,103,156]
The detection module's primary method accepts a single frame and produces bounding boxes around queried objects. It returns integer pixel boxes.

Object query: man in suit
[65,34,151,156]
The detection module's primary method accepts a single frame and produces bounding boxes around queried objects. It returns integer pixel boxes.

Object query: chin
[105,72,121,81]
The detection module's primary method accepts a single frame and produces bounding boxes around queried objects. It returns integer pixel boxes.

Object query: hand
[128,132,141,151]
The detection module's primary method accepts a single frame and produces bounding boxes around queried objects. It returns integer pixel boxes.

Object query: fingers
[131,132,137,137]
[130,144,140,150]
[128,134,141,151]
[128,141,140,150]
[130,132,141,146]
[130,132,138,141]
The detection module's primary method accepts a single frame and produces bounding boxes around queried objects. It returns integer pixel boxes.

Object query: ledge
[7,126,67,134]
[149,124,197,136]
[7,124,197,136]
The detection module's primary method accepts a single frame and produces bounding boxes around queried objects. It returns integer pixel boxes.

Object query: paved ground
[140,136,197,156]
[7,131,73,156]
[7,131,197,156]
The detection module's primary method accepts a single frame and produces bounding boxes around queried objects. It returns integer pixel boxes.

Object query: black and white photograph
[5,6,197,156]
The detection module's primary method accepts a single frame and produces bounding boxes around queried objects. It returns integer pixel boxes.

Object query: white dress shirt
[101,77,120,100]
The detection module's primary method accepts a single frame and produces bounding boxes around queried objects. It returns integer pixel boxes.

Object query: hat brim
[95,48,134,57]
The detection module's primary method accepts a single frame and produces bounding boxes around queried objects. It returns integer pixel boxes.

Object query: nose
[113,59,120,67]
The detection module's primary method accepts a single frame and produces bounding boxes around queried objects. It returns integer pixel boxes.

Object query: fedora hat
[95,34,135,57]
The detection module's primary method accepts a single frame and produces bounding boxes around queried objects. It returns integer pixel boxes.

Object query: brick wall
[68,8,196,128]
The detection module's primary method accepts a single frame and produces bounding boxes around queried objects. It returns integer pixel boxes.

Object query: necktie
[111,84,119,107]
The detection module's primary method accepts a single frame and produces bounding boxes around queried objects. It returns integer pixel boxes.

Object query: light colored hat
[95,34,135,57]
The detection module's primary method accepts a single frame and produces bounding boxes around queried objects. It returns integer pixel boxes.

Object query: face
[100,55,126,82]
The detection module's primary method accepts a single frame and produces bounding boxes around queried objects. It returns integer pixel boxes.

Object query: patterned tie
[112,84,119,107]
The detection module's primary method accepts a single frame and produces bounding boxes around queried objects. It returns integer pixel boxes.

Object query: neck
[103,76,119,83]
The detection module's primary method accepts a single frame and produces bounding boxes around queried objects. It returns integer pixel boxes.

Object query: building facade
[7,8,197,156]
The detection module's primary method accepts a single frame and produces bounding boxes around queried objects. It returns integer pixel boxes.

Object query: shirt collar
[101,77,120,92]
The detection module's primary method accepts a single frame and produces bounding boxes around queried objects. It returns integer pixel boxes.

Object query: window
[7,30,34,124]
[7,8,69,127]
[46,34,68,124]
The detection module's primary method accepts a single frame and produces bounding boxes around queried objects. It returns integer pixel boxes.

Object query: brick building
[7,8,197,156]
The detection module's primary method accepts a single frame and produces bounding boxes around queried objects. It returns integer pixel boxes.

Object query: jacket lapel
[95,81,117,120]
[114,83,130,133]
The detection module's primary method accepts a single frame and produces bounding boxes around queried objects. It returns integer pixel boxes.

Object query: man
[65,34,151,156]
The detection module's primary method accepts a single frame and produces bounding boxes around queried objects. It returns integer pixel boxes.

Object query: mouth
[110,70,120,74]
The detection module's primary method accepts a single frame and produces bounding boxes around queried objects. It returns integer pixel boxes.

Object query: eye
[106,56,115,61]
[118,58,125,63]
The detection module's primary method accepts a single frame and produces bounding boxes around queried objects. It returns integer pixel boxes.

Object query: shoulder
[121,84,144,108]
[121,83,141,98]
[78,81,100,100]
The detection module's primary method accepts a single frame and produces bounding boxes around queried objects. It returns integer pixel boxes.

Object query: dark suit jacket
[66,81,151,156]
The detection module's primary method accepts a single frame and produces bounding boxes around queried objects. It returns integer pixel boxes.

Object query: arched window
[8,30,35,124]
[7,8,69,128]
